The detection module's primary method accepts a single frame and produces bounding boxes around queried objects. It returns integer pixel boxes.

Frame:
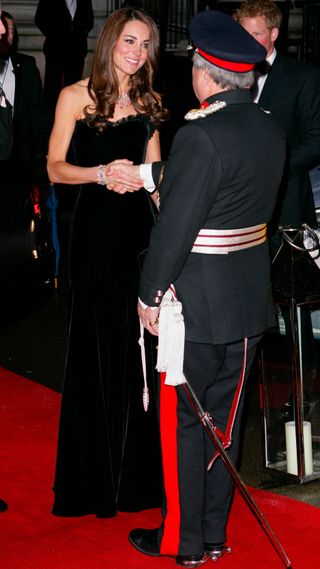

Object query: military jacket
[140,89,286,344]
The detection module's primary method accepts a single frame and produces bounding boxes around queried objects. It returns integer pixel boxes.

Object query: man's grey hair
[193,52,255,90]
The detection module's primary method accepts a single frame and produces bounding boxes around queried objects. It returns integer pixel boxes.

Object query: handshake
[104,160,144,194]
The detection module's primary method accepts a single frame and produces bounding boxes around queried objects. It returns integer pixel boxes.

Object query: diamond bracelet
[97,164,106,185]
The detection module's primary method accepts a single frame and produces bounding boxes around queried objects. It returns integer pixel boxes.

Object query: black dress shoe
[129,528,208,567]
[175,553,209,567]
[0,499,8,513]
[204,542,232,561]
[128,528,160,557]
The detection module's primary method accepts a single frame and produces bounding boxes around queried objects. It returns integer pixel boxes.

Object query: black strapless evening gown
[52,115,162,517]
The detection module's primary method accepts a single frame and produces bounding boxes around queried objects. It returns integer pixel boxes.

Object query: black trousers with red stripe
[159,336,261,557]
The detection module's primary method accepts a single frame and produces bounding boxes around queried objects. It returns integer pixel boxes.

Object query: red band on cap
[197,48,255,72]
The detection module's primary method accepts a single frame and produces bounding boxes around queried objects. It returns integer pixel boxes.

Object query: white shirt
[0,57,15,109]
[64,0,77,20]
[139,163,155,192]
[254,49,277,103]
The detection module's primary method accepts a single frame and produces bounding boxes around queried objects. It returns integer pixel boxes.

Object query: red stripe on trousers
[159,372,181,555]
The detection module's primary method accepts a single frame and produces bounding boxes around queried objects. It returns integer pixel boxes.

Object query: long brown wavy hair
[84,7,167,129]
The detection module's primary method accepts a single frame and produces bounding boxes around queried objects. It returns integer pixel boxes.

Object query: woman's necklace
[116,92,131,109]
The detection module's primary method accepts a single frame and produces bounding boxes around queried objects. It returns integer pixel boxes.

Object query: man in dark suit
[126,10,285,567]
[0,4,8,515]
[0,8,12,161]
[0,10,51,202]
[235,0,320,252]
[35,0,94,115]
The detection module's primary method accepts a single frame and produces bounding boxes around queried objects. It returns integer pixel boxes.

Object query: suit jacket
[140,89,286,345]
[35,0,94,53]
[259,53,320,229]
[0,104,13,161]
[10,52,51,164]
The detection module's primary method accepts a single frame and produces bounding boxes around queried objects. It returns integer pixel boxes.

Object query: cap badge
[185,100,227,121]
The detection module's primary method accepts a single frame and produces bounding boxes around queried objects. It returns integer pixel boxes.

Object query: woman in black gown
[47,7,167,517]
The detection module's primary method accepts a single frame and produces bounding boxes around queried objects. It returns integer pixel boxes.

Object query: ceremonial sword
[182,379,293,569]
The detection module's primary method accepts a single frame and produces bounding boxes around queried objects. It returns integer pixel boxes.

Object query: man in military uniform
[124,10,286,568]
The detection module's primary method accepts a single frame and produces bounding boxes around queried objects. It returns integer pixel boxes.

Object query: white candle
[285,421,313,475]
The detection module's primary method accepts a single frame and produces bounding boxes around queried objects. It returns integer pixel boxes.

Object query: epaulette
[184,100,227,121]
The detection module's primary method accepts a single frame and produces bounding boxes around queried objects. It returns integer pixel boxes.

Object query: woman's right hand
[105,160,143,194]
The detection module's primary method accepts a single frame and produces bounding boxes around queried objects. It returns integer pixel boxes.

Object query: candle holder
[259,226,320,482]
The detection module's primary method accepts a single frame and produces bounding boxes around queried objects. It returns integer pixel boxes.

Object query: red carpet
[0,368,319,569]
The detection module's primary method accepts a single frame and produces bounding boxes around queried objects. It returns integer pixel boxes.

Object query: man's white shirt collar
[65,0,77,20]
[267,48,277,66]
[0,56,15,109]
[254,48,277,103]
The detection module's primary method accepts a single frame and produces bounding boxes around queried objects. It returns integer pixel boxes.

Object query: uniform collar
[204,88,252,107]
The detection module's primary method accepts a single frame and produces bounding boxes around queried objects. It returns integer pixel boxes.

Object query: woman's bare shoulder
[56,78,93,119]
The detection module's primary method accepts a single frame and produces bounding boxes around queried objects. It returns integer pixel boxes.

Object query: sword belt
[192,223,267,254]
